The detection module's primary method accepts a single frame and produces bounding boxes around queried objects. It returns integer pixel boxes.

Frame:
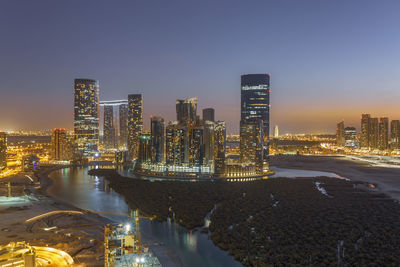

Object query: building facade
[119,104,129,149]
[202,108,215,122]
[138,133,152,163]
[369,117,379,149]
[360,114,370,148]
[0,132,7,170]
[378,117,389,150]
[151,116,165,163]
[103,106,115,149]
[51,128,71,161]
[344,127,357,148]
[391,120,400,150]
[214,121,226,175]
[240,74,270,174]
[176,98,197,125]
[74,79,100,156]
[336,121,345,146]
[128,94,143,159]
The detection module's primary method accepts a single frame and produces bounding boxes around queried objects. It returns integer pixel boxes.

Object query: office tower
[344,127,357,148]
[188,126,203,166]
[128,94,143,159]
[0,132,7,170]
[273,125,279,139]
[74,78,100,156]
[390,120,400,150]
[214,121,226,175]
[203,121,215,165]
[240,121,263,174]
[203,108,215,122]
[360,114,370,148]
[119,104,129,148]
[378,117,389,150]
[240,74,270,173]
[166,121,186,165]
[103,106,115,149]
[151,116,165,163]
[176,97,197,125]
[336,121,345,146]
[369,117,379,149]
[22,155,39,172]
[138,133,152,163]
[51,128,69,160]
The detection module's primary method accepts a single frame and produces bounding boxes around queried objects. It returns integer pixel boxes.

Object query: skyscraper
[390,120,400,150]
[360,114,370,148]
[176,98,197,125]
[240,74,270,174]
[378,117,389,150]
[119,104,129,148]
[273,125,279,139]
[165,121,186,165]
[203,121,215,165]
[336,121,345,147]
[74,78,100,156]
[138,133,152,163]
[240,121,263,174]
[151,116,165,163]
[128,94,143,159]
[344,127,357,148]
[369,117,379,149]
[0,132,7,170]
[51,128,70,160]
[188,126,203,166]
[214,121,226,175]
[202,108,215,122]
[103,106,115,149]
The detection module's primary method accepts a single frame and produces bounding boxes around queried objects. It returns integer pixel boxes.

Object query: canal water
[47,166,346,267]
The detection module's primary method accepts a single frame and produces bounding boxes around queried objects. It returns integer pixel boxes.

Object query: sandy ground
[270,155,400,201]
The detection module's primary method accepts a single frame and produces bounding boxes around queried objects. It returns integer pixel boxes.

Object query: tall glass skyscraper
[119,104,129,148]
[103,105,115,149]
[151,116,165,163]
[240,74,270,174]
[128,94,143,159]
[74,78,100,156]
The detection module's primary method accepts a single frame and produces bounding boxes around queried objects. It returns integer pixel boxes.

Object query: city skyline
[1,0,400,133]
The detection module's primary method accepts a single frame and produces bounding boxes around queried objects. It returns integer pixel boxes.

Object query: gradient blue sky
[1,0,400,133]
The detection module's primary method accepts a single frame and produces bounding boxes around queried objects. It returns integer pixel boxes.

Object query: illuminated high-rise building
[214,121,226,175]
[390,120,400,150]
[128,94,143,159]
[240,74,270,173]
[369,117,379,149]
[138,133,152,163]
[273,125,279,139]
[344,127,357,148]
[165,121,186,165]
[176,98,197,125]
[240,121,263,174]
[203,121,215,165]
[119,104,129,148]
[51,128,70,161]
[188,126,203,166]
[74,78,100,156]
[378,117,389,150]
[336,121,345,147]
[0,132,7,170]
[103,106,115,149]
[360,114,370,148]
[202,108,215,122]
[151,116,165,163]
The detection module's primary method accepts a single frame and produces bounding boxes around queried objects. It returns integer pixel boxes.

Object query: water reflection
[47,167,243,267]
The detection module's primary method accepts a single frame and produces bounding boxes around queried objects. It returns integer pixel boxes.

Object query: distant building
[369,117,379,149]
[165,121,186,165]
[336,121,345,146]
[103,106,115,149]
[176,98,197,125]
[22,155,39,172]
[74,79,100,156]
[128,94,143,159]
[378,117,389,150]
[51,128,71,161]
[214,121,226,175]
[360,114,370,148]
[202,108,215,122]
[188,126,203,166]
[119,104,129,148]
[151,116,165,163]
[273,125,279,139]
[203,121,215,165]
[344,127,357,148]
[0,132,7,170]
[138,133,152,163]
[390,120,400,149]
[240,74,270,174]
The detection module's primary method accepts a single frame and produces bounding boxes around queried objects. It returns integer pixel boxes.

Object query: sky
[0,0,400,134]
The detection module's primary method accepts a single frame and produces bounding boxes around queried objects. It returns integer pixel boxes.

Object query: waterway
[47,166,346,267]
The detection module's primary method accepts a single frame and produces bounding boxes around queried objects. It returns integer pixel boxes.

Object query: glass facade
[151,116,165,163]
[0,132,7,170]
[103,105,115,149]
[74,78,100,156]
[128,94,143,159]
